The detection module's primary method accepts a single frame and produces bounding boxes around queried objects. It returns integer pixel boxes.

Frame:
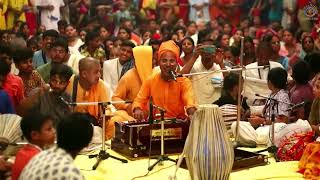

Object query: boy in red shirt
[11,112,56,180]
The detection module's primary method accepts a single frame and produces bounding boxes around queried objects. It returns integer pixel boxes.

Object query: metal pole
[235,36,245,143]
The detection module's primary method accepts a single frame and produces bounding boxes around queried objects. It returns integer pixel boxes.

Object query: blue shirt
[0,90,15,114]
[32,50,51,68]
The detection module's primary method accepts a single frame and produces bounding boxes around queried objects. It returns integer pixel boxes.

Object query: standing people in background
[25,0,37,35]
[0,0,7,30]
[36,0,65,31]
[282,0,296,29]
[6,0,28,30]
[189,0,210,23]
[32,29,59,68]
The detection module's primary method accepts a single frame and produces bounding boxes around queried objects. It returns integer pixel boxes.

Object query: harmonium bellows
[111,119,189,159]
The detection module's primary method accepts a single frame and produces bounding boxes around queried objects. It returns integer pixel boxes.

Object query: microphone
[286,101,307,111]
[169,70,177,81]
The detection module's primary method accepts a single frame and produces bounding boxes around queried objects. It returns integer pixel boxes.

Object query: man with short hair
[37,37,81,82]
[103,40,135,96]
[32,30,59,68]
[66,57,110,120]
[18,64,73,126]
[19,112,93,180]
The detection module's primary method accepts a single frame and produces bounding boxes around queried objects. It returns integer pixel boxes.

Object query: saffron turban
[158,40,180,62]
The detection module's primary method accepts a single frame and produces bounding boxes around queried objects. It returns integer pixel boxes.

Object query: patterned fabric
[298,142,320,179]
[120,59,134,78]
[80,46,106,61]
[19,147,85,180]
[19,71,45,97]
[277,131,314,161]
[263,89,291,119]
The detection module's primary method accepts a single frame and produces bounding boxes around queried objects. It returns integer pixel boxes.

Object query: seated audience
[19,112,93,180]
[18,64,73,126]
[12,112,56,180]
[13,47,45,97]
[290,60,314,120]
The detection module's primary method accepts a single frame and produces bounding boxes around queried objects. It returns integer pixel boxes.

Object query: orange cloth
[298,142,320,179]
[157,40,180,62]
[66,75,110,119]
[132,72,196,119]
[133,46,153,83]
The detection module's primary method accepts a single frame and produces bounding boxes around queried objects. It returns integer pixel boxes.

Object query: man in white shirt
[103,40,135,96]
[36,0,65,31]
[180,38,225,104]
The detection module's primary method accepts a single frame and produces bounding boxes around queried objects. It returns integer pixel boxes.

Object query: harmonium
[111,119,189,160]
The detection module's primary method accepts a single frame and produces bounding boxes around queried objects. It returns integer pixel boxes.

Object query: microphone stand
[148,107,176,171]
[89,102,128,170]
[60,99,131,170]
[268,100,280,162]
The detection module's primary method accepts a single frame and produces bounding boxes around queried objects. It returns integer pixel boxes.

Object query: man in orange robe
[107,46,153,139]
[132,40,197,120]
[66,57,110,121]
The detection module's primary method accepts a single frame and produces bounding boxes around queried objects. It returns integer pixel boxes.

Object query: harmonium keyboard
[111,119,189,160]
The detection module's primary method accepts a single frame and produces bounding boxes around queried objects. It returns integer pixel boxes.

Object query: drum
[175,104,234,180]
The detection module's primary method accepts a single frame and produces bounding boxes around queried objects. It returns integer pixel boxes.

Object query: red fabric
[177,57,184,67]
[277,132,314,161]
[11,144,41,180]
[297,0,309,10]
[25,1,36,36]
[178,0,189,22]
[3,74,25,110]
[131,32,142,45]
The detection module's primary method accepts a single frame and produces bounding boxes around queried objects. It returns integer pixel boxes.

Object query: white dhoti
[232,119,312,147]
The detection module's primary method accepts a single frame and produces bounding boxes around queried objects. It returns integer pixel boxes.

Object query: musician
[244,42,284,80]
[111,46,153,121]
[66,57,110,121]
[132,40,196,121]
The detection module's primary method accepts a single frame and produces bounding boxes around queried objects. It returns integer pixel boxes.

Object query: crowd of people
[0,0,320,179]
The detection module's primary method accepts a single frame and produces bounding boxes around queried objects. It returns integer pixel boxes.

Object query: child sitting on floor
[11,111,56,180]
